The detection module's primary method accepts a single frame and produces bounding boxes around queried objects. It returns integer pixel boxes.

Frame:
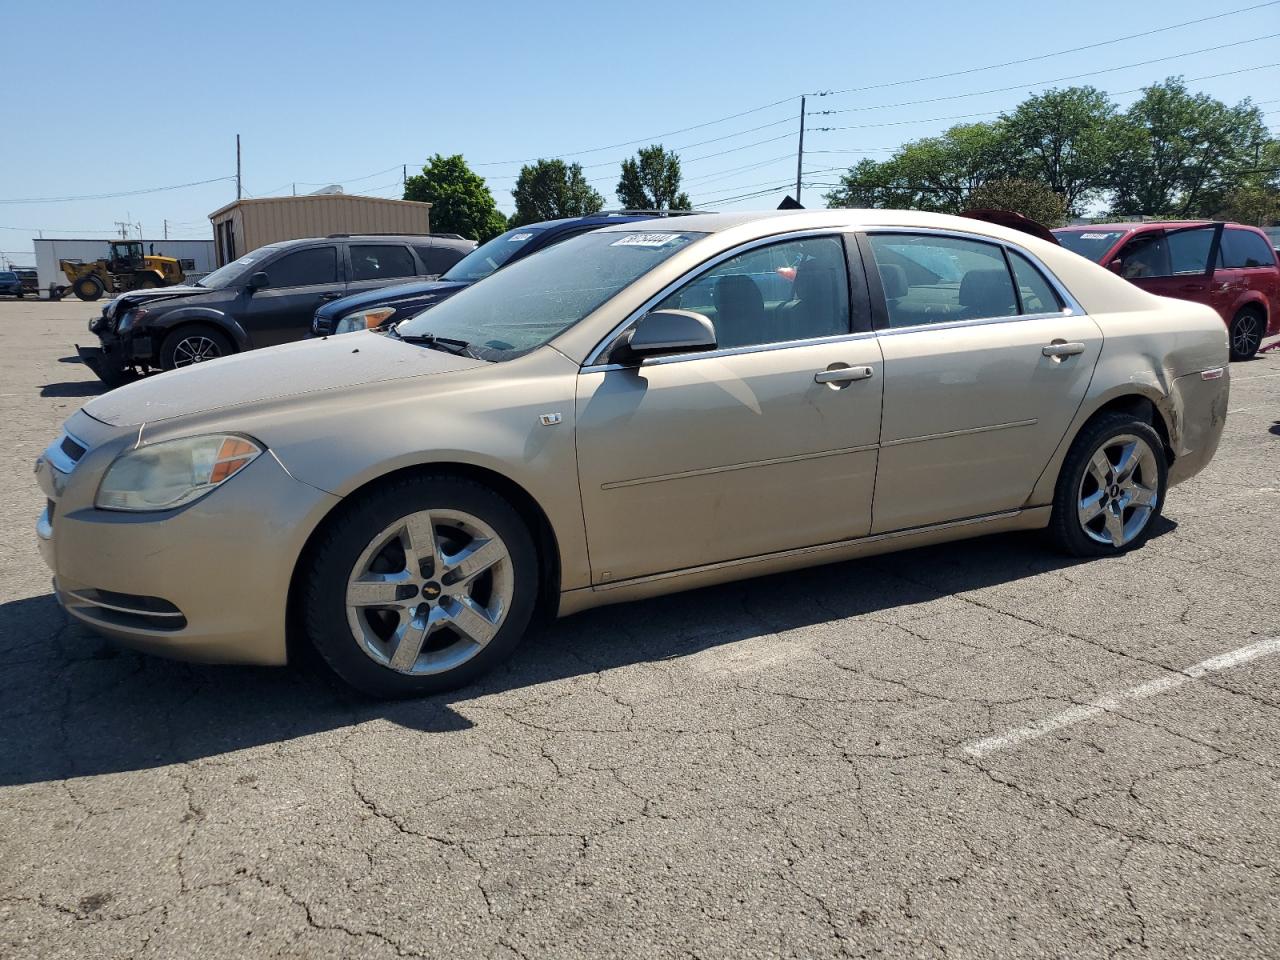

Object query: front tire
[73,275,104,301]
[159,324,232,370]
[1229,308,1264,361]
[1049,413,1167,558]
[301,475,539,698]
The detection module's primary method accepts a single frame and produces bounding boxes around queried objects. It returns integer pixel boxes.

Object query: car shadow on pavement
[40,381,105,398]
[0,520,1175,787]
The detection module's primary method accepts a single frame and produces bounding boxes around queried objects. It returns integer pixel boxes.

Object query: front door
[1117,224,1226,320]
[240,244,346,347]
[862,231,1103,533]
[575,234,883,585]
[346,243,420,297]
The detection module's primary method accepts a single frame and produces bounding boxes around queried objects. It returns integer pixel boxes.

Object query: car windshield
[441,226,548,282]
[1053,229,1127,262]
[0,272,16,281]
[196,246,281,289]
[397,229,707,361]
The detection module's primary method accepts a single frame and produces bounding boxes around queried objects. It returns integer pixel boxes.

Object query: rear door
[1120,225,1227,320]
[861,231,1103,534]
[1221,227,1280,331]
[239,244,345,347]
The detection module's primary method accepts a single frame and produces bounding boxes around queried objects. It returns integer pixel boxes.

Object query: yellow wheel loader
[57,241,185,301]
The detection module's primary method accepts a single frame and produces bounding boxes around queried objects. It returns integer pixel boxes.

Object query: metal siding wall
[207,197,432,261]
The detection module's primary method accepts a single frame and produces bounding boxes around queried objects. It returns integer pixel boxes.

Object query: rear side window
[351,245,415,282]
[867,234,1017,327]
[414,244,467,276]
[1008,251,1064,314]
[1221,229,1277,268]
[263,246,338,288]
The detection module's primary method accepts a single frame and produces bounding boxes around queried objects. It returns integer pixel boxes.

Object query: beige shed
[208,194,432,266]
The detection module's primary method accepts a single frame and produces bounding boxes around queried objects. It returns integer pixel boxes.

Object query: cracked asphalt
[2,297,1278,959]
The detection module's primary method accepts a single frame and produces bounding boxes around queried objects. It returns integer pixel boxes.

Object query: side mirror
[1107,258,1124,275]
[247,271,269,291]
[616,309,716,362]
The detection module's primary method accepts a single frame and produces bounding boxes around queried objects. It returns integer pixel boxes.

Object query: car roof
[1054,221,1222,232]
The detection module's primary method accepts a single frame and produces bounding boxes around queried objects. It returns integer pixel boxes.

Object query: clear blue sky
[1,0,1276,264]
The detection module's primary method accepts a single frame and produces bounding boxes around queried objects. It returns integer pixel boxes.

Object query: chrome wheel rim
[1233,314,1261,356]
[345,509,513,676]
[1077,433,1159,548]
[172,336,220,366]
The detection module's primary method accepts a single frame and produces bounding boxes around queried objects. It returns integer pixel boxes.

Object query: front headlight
[334,307,396,335]
[95,434,263,512]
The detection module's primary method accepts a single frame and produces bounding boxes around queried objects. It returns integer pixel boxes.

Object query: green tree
[824,123,1017,213]
[1215,140,1280,225]
[510,159,605,226]
[1110,78,1270,218]
[404,154,507,241]
[1000,86,1122,214]
[967,178,1069,228]
[616,145,692,210]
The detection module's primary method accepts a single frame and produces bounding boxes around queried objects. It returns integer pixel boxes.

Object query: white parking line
[963,636,1280,758]
[1231,371,1280,383]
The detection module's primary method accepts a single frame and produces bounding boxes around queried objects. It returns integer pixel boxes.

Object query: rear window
[1222,229,1277,268]
[1053,230,1126,262]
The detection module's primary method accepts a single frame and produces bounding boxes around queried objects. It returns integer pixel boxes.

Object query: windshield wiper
[390,324,476,357]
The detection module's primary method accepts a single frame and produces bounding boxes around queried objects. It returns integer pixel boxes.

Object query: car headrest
[878,263,908,300]
[713,274,765,316]
[958,269,1016,316]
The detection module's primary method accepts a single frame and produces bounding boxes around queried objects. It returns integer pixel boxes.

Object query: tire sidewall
[1051,414,1168,558]
[160,325,232,370]
[302,476,539,698]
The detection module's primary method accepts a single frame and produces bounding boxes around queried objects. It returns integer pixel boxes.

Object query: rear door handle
[814,365,874,384]
[1042,341,1085,358]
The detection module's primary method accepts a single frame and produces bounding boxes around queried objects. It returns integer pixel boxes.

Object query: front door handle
[319,292,345,301]
[814,365,874,384]
[1042,341,1085,358]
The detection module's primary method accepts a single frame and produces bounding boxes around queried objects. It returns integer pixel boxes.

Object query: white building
[32,238,217,297]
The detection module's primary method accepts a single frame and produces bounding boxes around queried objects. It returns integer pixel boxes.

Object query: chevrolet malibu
[34,211,1229,698]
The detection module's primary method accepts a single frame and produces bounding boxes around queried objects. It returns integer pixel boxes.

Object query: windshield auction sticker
[509,233,533,242]
[611,233,684,247]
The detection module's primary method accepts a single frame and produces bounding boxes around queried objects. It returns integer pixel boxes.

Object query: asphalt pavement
[1,297,1277,959]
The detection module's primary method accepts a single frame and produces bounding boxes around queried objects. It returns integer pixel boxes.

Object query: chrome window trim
[581,224,1086,371]
[582,228,858,369]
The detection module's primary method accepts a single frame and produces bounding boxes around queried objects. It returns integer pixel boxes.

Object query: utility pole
[402,164,407,194]
[795,95,806,205]
[163,219,169,240]
[236,134,242,200]
[114,221,130,239]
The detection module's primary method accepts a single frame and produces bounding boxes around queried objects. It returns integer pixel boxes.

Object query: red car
[1053,221,1279,360]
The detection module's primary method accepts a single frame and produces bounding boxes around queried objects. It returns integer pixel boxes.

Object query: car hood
[315,278,470,320]
[83,331,485,427]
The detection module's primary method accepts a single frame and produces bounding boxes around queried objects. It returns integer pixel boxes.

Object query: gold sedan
[34,211,1229,697]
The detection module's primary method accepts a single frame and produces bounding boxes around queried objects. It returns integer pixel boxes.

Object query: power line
[811,34,1280,117]
[0,176,235,205]
[814,0,1280,98]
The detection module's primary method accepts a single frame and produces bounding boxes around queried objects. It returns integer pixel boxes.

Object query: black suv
[77,233,476,386]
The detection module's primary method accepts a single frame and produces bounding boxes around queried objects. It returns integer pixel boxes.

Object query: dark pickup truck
[78,233,475,386]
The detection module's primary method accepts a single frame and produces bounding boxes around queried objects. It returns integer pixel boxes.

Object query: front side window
[1166,227,1216,276]
[1221,228,1277,268]
[351,244,415,282]
[1115,233,1170,278]
[397,229,705,361]
[653,236,850,349]
[263,246,338,288]
[867,234,1017,327]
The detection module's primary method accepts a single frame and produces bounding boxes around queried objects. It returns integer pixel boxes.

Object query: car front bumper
[35,423,340,666]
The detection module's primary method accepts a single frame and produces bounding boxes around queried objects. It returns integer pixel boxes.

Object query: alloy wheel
[345,509,513,675]
[1076,433,1159,548]
[172,336,221,366]
[1232,313,1261,358]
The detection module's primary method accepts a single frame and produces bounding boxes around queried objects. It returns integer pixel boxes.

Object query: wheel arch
[285,460,563,663]
[1028,385,1176,508]
[148,310,250,353]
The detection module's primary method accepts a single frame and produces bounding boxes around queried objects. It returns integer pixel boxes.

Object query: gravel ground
[2,297,1278,959]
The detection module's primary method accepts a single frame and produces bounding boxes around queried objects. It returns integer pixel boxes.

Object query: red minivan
[1053,221,1280,360]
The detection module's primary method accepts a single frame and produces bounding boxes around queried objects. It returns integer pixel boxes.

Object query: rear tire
[301,475,539,698]
[1049,413,1167,558]
[159,325,232,370]
[73,276,104,301]
[134,275,158,290]
[1229,308,1264,361]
